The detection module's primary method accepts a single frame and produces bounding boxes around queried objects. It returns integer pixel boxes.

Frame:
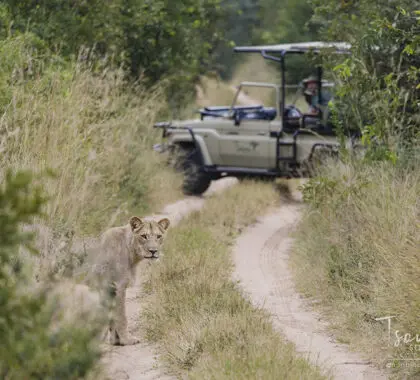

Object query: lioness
[92,216,170,346]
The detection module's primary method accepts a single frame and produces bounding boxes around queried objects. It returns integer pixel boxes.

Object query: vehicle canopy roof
[234,41,351,55]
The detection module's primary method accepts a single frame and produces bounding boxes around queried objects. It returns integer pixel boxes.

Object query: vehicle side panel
[218,119,272,168]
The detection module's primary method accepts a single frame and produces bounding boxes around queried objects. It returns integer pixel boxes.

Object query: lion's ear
[129,216,144,231]
[158,218,170,231]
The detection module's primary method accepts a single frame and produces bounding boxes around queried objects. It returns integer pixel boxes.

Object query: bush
[0,170,103,379]
[3,0,230,105]
[310,2,420,157]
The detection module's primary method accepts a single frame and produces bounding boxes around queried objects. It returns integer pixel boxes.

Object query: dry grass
[1,66,182,232]
[229,55,281,86]
[0,60,182,279]
[291,162,420,379]
[193,56,309,113]
[142,181,326,379]
[228,55,280,106]
[196,76,241,108]
[228,55,308,111]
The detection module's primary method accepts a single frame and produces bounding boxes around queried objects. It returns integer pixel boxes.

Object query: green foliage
[310,1,420,160]
[253,0,321,83]
[0,4,12,38]
[300,176,338,207]
[300,170,371,209]
[0,170,44,257]
[2,0,229,106]
[0,170,102,379]
[0,32,67,109]
[257,0,319,44]
[212,0,261,80]
[0,0,325,102]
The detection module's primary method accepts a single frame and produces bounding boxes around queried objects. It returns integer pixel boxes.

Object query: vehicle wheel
[305,146,339,176]
[168,145,188,172]
[181,150,212,195]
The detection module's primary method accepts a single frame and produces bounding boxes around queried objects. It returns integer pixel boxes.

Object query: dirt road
[101,178,237,380]
[232,202,388,380]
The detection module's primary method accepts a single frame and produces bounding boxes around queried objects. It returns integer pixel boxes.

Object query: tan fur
[91,216,170,346]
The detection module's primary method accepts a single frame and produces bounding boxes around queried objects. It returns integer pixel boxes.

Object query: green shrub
[310,1,419,158]
[0,170,102,379]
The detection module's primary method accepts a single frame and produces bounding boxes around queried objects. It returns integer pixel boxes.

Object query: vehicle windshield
[225,83,280,122]
[232,84,277,109]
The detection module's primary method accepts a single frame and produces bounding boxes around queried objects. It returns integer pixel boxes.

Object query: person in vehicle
[302,75,334,132]
[303,76,318,115]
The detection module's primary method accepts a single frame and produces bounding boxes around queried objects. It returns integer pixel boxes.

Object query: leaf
[402,44,414,56]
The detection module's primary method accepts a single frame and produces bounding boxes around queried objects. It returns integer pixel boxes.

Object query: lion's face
[129,216,170,260]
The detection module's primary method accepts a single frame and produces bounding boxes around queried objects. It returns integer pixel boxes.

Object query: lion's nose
[148,249,158,256]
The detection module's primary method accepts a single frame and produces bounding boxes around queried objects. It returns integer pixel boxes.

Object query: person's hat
[303,75,318,84]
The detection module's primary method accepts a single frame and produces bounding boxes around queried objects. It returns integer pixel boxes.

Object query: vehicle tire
[181,150,212,196]
[305,146,339,176]
[168,144,187,172]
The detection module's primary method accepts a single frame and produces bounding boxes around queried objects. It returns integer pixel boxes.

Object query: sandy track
[232,202,388,380]
[101,177,237,380]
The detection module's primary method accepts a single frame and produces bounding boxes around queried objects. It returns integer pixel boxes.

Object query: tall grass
[292,161,419,378]
[1,67,181,234]
[143,182,326,379]
[0,35,182,279]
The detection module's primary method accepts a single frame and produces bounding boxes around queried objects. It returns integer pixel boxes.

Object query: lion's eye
[141,234,148,240]
[157,235,162,239]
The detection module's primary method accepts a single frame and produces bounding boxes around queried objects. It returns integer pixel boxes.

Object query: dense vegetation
[0,0,418,378]
[293,2,419,378]
[1,0,226,100]
[294,162,419,378]
[311,0,419,157]
[0,171,103,379]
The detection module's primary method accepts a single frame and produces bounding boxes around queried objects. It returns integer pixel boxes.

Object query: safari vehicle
[153,41,355,195]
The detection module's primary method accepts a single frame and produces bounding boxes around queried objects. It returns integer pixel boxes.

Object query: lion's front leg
[112,282,140,346]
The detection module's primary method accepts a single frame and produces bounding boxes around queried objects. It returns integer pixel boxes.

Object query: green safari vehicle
[153,41,361,195]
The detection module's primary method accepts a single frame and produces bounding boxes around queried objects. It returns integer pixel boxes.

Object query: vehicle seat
[283,105,302,132]
[239,107,277,121]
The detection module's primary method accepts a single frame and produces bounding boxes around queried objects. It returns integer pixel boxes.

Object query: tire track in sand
[232,202,388,380]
